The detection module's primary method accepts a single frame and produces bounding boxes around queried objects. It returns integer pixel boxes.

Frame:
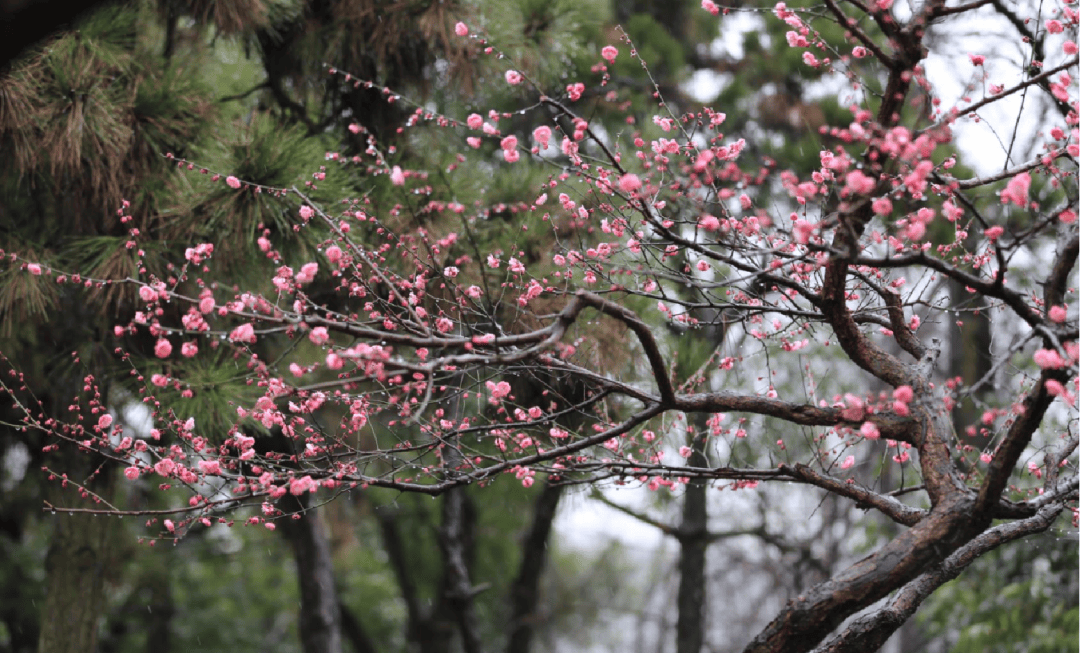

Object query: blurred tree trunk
[676,429,709,653]
[279,493,344,653]
[37,464,117,653]
[505,480,564,653]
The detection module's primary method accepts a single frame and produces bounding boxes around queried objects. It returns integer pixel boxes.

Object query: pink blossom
[1064,41,1077,55]
[840,455,855,470]
[289,475,318,495]
[905,221,926,241]
[164,519,175,532]
[466,113,483,130]
[151,373,168,387]
[702,0,719,16]
[893,385,914,403]
[1046,19,1063,34]
[435,317,453,333]
[139,285,157,302]
[566,82,585,101]
[27,263,41,275]
[230,323,256,343]
[1000,172,1030,207]
[619,174,642,193]
[454,22,468,36]
[486,380,512,400]
[124,466,140,480]
[802,52,820,67]
[786,31,809,48]
[326,246,343,264]
[979,452,992,463]
[601,46,618,63]
[505,70,523,85]
[181,342,198,358]
[699,214,721,231]
[154,458,176,477]
[852,46,867,58]
[198,460,221,475]
[844,170,876,195]
[860,421,881,440]
[792,219,813,244]
[969,54,985,66]
[503,149,520,163]
[1049,305,1067,323]
[309,326,330,345]
[390,166,405,186]
[1033,348,1067,369]
[295,262,318,284]
[154,338,173,359]
[984,225,1004,241]
[226,176,241,189]
[299,205,314,220]
[500,135,518,151]
[872,196,893,215]
[533,126,552,149]
[679,445,692,458]
[199,296,215,313]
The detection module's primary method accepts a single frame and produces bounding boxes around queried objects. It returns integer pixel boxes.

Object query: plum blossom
[154,338,172,359]
[619,174,642,193]
[230,323,256,343]
[486,380,512,402]
[505,70,523,85]
[1033,348,1067,369]
[601,46,618,62]
[309,326,330,345]
[390,166,406,186]
[860,422,881,440]
[1000,172,1030,207]
[226,176,241,189]
[533,125,552,150]
[454,22,468,36]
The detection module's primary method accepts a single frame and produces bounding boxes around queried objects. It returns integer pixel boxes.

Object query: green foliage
[919,524,1079,653]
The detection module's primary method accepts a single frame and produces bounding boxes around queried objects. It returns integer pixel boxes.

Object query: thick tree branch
[811,503,1065,653]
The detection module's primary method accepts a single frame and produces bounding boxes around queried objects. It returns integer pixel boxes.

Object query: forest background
[0,1,1076,653]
